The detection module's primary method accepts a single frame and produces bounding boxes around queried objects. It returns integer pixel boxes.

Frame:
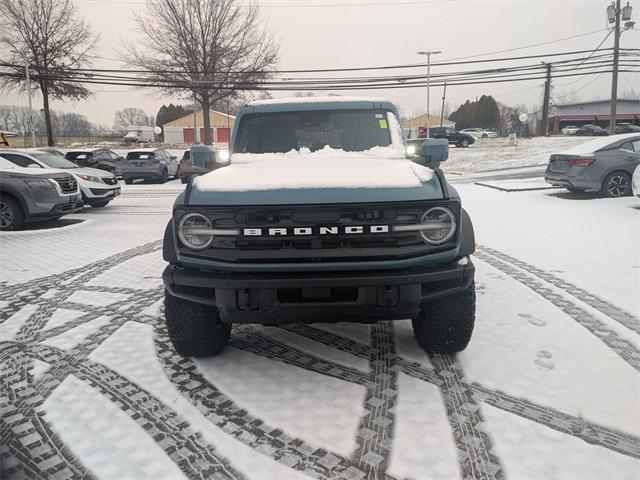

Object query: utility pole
[192,89,198,145]
[541,62,552,137]
[610,0,622,134]
[440,82,447,127]
[24,63,36,148]
[417,50,442,139]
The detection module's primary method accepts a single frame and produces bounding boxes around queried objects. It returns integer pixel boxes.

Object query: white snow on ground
[89,321,315,480]
[456,183,640,315]
[443,136,585,173]
[0,304,38,340]
[257,325,369,372]
[42,308,86,331]
[42,375,187,480]
[483,405,640,480]
[66,290,131,307]
[461,260,640,436]
[195,347,366,457]
[474,177,559,191]
[42,316,110,351]
[388,373,461,480]
[87,250,164,291]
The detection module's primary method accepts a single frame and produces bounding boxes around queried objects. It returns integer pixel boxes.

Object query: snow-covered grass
[443,136,585,173]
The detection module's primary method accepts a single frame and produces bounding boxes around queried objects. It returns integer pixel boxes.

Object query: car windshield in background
[127,152,153,160]
[235,109,392,154]
[32,153,78,169]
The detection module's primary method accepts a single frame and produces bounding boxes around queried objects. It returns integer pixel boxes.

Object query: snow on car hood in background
[192,146,434,192]
[557,133,639,156]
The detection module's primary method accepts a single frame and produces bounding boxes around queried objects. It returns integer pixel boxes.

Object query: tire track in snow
[154,324,389,480]
[477,245,639,334]
[475,250,640,372]
[351,322,398,480]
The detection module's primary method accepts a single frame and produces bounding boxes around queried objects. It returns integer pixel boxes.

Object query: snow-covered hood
[193,147,433,191]
[187,147,445,206]
[0,164,69,176]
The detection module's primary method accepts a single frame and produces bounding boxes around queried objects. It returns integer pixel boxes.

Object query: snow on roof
[558,133,640,156]
[247,95,390,107]
[66,147,102,153]
[127,148,160,153]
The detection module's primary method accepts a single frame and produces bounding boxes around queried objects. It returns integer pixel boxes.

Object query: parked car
[178,145,231,184]
[0,149,121,208]
[460,128,497,139]
[123,148,179,184]
[426,127,475,148]
[162,97,476,357]
[36,147,65,157]
[575,124,609,136]
[65,148,125,176]
[545,133,640,197]
[561,125,580,135]
[0,156,83,231]
[615,124,640,134]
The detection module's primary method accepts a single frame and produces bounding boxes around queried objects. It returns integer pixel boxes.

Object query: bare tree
[0,0,99,146]
[123,0,279,145]
[113,108,151,130]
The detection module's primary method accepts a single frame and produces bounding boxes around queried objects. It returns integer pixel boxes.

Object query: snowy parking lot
[1,139,639,480]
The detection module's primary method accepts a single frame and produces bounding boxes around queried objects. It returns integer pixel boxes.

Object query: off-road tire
[602,171,632,198]
[412,280,476,354]
[0,195,25,231]
[164,290,230,357]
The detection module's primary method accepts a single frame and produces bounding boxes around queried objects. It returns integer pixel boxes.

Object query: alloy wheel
[0,201,14,229]
[606,175,630,197]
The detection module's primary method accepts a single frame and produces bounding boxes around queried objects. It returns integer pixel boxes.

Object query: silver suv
[0,157,83,230]
[123,148,179,184]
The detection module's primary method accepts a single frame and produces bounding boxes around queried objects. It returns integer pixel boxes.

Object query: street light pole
[24,63,36,148]
[417,50,442,139]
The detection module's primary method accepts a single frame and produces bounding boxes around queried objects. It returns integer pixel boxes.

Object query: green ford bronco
[162,97,476,356]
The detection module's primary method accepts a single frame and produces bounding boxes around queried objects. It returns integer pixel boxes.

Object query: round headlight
[178,213,214,250]
[419,207,456,245]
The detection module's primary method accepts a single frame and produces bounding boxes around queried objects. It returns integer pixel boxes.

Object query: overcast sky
[2,0,638,126]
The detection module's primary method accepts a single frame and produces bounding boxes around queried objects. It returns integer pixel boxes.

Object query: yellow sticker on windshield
[379,119,388,129]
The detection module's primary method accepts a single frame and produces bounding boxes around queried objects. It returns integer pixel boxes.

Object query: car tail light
[568,157,594,166]
[152,156,160,164]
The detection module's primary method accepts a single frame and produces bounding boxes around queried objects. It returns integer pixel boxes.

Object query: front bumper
[163,259,475,324]
[81,184,121,200]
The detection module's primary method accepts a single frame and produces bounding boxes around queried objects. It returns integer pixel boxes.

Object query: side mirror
[408,138,449,166]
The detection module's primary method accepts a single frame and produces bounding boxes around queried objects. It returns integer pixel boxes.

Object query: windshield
[32,153,78,169]
[234,109,392,154]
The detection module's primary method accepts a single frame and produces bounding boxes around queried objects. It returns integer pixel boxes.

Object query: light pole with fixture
[417,50,442,139]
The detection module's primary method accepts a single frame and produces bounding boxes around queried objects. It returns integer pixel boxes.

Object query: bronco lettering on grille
[243,225,390,237]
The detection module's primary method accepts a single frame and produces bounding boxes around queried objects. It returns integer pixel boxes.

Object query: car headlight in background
[77,174,104,183]
[218,150,230,162]
[394,206,456,245]
[406,145,416,156]
[178,213,215,250]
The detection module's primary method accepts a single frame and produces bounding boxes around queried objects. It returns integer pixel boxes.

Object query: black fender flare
[459,208,475,257]
[163,219,178,264]
[0,188,28,217]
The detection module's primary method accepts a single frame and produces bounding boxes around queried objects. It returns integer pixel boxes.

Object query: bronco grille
[53,176,78,193]
[177,202,459,263]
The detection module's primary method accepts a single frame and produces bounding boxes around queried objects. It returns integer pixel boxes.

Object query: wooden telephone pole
[540,63,552,136]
